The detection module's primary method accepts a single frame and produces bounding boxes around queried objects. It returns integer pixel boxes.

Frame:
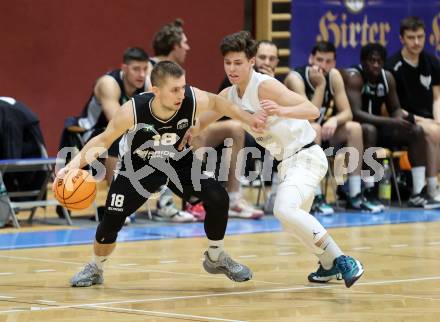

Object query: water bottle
[379,159,392,207]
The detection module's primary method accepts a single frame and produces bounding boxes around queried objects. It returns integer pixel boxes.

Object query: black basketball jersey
[119,85,196,168]
[293,65,335,124]
[78,69,145,138]
[347,64,389,116]
[385,51,440,119]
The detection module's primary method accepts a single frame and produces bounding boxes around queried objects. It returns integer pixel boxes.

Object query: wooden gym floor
[0,221,440,321]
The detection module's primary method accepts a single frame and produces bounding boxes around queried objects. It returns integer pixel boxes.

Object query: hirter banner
[290,0,440,68]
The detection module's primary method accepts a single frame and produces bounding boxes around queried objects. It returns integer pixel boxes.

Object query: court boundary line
[1,275,440,314]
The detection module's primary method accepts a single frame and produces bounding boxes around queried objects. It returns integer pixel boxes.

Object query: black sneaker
[408,186,440,209]
[363,187,385,211]
[346,193,383,213]
[311,194,334,215]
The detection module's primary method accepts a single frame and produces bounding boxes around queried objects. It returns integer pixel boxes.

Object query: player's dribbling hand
[55,166,70,180]
[52,166,70,193]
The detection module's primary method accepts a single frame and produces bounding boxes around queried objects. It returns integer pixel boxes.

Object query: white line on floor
[390,244,408,248]
[1,275,440,314]
[118,263,139,266]
[0,273,14,276]
[351,247,372,251]
[0,295,15,299]
[92,305,246,322]
[238,255,257,258]
[33,269,56,273]
[277,252,297,256]
[427,241,440,245]
[159,260,178,264]
[38,300,57,304]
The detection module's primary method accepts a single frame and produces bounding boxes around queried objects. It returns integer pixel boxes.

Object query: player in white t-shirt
[216,31,363,287]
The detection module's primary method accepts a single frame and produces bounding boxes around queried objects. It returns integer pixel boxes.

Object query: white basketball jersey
[227,70,316,160]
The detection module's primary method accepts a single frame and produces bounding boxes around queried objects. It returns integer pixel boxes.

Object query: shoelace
[223,255,243,273]
[81,263,98,276]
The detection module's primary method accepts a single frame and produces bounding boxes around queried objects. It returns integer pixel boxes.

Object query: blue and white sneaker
[308,262,342,283]
[334,255,364,288]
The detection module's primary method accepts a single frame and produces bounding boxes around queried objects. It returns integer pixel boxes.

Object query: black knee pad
[204,184,229,210]
[95,220,121,244]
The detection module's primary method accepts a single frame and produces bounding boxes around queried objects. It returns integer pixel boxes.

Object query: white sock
[93,255,108,270]
[348,175,361,197]
[317,236,344,270]
[427,176,439,196]
[208,239,224,261]
[363,176,375,189]
[314,184,322,196]
[228,191,240,205]
[411,166,425,195]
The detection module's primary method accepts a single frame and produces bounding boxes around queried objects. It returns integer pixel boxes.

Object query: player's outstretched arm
[259,79,320,120]
[57,100,134,177]
[193,87,266,133]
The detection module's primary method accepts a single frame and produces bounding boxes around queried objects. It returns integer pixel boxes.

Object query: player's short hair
[257,40,278,54]
[311,41,336,58]
[400,16,425,36]
[360,43,387,62]
[150,61,185,87]
[123,47,149,64]
[152,19,185,56]
[220,31,257,59]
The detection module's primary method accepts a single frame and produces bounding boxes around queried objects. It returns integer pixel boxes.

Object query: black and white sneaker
[311,194,334,215]
[346,193,383,213]
[408,186,440,209]
[153,194,196,222]
[363,187,385,211]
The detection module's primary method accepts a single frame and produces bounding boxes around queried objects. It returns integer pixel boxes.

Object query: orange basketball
[54,169,96,210]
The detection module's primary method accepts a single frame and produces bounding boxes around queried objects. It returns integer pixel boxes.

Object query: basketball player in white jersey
[213,31,364,287]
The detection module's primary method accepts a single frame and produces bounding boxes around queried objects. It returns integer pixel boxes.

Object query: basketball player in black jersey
[145,19,199,222]
[150,20,263,221]
[57,61,266,286]
[77,47,149,185]
[344,43,440,209]
[385,16,440,202]
[284,42,381,213]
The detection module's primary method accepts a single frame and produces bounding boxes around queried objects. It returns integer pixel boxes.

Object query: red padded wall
[0,0,244,155]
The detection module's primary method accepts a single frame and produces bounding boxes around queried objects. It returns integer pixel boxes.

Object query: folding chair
[0,142,72,228]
